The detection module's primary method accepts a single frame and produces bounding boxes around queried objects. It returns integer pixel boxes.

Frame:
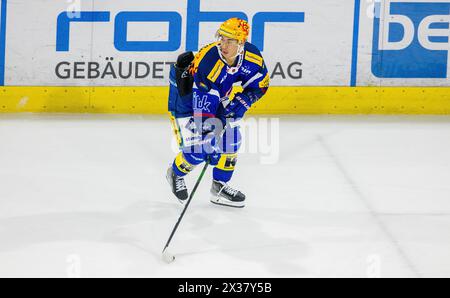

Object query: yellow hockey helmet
[217,18,250,43]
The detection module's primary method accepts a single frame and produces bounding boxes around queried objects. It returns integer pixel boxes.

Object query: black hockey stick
[162,160,210,263]
[162,120,238,263]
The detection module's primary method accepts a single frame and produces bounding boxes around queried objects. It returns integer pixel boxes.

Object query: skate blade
[210,195,245,208]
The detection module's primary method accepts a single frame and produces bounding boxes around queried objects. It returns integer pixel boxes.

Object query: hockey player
[167,18,270,208]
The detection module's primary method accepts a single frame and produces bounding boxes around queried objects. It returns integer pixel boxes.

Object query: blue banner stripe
[351,0,361,87]
[0,0,7,86]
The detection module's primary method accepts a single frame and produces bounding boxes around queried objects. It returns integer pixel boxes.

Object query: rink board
[1,86,450,115]
[1,0,450,87]
[1,0,450,114]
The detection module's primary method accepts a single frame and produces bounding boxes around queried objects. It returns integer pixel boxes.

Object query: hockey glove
[224,93,252,120]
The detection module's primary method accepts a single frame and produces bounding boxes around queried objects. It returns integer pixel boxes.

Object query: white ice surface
[0,114,449,277]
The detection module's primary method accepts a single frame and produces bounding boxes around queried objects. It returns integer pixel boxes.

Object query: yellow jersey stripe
[259,73,270,88]
[245,51,263,67]
[169,114,183,147]
[191,42,218,75]
[216,154,238,171]
[207,59,225,83]
[175,152,194,174]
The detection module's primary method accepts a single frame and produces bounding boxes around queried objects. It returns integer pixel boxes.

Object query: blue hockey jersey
[168,42,269,119]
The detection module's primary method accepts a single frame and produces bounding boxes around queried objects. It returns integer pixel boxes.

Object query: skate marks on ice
[164,203,309,277]
[0,197,306,276]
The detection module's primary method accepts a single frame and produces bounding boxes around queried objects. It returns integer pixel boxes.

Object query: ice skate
[210,180,246,208]
[166,166,189,203]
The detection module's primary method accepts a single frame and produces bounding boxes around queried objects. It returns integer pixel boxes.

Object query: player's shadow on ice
[0,199,308,275]
[0,200,180,259]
